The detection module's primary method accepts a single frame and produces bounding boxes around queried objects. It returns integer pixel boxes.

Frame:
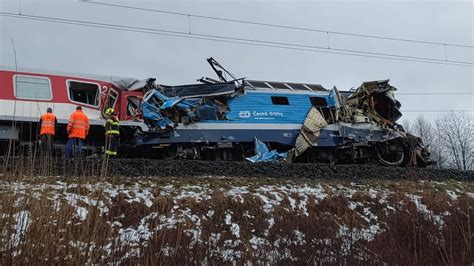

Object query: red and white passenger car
[0,66,146,154]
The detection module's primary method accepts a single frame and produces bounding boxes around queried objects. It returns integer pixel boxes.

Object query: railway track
[1,157,473,180]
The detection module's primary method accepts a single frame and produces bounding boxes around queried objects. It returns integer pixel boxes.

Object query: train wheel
[375,141,405,167]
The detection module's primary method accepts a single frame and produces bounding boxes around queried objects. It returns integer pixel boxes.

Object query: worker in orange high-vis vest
[39,107,57,156]
[66,106,90,158]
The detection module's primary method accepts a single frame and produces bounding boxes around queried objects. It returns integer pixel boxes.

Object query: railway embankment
[1,158,473,264]
[1,175,473,264]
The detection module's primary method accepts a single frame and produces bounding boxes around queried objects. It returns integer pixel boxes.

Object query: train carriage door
[103,88,119,117]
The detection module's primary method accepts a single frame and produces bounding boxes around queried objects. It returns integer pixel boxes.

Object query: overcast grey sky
[1,0,473,122]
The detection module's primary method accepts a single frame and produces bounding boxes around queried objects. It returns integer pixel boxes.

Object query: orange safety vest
[40,113,56,136]
[67,110,90,139]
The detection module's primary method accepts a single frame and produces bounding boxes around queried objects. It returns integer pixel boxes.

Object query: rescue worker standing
[66,106,90,158]
[104,108,120,156]
[39,107,57,156]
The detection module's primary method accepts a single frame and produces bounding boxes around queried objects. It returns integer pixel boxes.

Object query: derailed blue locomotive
[130,58,433,167]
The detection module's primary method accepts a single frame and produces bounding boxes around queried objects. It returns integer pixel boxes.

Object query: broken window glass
[370,92,401,122]
[127,96,140,117]
[68,81,100,107]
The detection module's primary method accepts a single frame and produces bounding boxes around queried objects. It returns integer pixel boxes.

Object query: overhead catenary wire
[0,12,473,68]
[81,1,474,65]
[83,0,474,49]
[1,11,473,112]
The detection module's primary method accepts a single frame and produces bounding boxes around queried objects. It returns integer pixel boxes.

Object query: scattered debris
[246,137,287,162]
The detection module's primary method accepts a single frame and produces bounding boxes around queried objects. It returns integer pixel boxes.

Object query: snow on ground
[407,194,447,228]
[10,210,31,248]
[0,177,472,264]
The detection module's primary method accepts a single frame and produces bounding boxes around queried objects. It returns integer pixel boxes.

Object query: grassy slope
[0,176,473,264]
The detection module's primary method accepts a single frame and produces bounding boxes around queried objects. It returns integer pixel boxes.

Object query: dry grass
[1,175,473,264]
[0,156,473,264]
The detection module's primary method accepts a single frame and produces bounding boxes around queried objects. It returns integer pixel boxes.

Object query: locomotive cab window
[310,97,328,107]
[103,89,118,117]
[14,75,52,100]
[67,80,100,107]
[271,96,289,105]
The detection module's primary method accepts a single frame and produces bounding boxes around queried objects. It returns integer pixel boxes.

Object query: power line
[1,12,472,68]
[83,0,474,49]
[1,11,472,67]
[82,1,474,64]
[1,13,472,112]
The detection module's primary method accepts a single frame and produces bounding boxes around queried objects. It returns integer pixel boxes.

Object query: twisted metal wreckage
[130,58,433,167]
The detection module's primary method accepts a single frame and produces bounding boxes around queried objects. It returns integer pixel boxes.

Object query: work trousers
[40,134,54,157]
[105,134,119,156]
[66,138,83,158]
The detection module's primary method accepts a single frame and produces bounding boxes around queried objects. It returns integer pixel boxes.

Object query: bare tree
[410,115,447,168]
[412,115,434,140]
[402,120,412,134]
[435,111,474,170]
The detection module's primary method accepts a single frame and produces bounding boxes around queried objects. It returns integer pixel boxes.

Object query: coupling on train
[0,58,434,167]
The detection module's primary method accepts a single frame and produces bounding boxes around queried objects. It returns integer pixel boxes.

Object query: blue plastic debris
[160,97,183,110]
[142,89,202,129]
[161,97,197,111]
[246,137,287,163]
[142,101,175,130]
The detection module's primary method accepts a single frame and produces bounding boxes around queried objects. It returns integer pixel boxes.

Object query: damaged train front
[341,80,435,167]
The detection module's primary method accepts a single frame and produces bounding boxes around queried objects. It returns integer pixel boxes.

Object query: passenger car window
[14,75,52,100]
[68,80,100,107]
[271,96,289,105]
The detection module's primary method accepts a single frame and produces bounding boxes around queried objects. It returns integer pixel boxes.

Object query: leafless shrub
[1,170,472,264]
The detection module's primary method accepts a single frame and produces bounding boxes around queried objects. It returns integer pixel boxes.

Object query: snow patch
[76,207,88,221]
[446,190,458,200]
[226,187,249,196]
[408,194,445,227]
[10,211,31,247]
